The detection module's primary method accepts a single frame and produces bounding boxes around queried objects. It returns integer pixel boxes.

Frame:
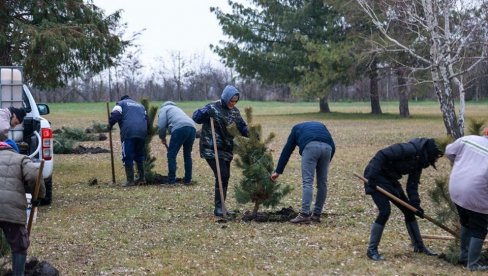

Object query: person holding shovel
[0,139,45,275]
[109,95,149,187]
[157,101,196,185]
[363,137,443,261]
[445,129,488,271]
[271,121,335,224]
[192,85,249,217]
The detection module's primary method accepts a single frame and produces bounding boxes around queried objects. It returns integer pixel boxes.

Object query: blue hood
[220,85,240,105]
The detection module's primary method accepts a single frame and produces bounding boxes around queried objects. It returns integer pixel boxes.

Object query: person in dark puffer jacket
[192,85,248,217]
[362,138,443,261]
[0,140,45,275]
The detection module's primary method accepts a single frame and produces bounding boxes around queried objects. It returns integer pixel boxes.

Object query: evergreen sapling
[230,107,292,217]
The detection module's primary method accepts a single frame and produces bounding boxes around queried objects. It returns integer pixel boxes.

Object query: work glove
[366,176,377,190]
[207,107,216,118]
[410,201,424,218]
[31,199,41,207]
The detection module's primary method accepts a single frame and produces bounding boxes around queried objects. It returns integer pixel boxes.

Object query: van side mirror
[37,104,50,115]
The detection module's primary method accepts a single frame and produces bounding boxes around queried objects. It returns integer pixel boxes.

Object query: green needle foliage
[230,107,292,217]
[141,99,159,184]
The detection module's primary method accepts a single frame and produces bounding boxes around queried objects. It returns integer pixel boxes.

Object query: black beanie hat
[9,107,26,123]
[120,95,130,101]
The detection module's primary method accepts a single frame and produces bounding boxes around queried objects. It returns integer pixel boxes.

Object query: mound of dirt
[71,145,109,154]
[3,257,59,276]
[241,206,298,222]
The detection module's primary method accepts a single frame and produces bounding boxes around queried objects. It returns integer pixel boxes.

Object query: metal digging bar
[106,102,116,184]
[210,117,227,220]
[27,160,44,236]
[353,172,459,238]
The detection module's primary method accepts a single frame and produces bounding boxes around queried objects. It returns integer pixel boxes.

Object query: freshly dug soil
[3,257,59,276]
[71,145,109,154]
[241,206,298,222]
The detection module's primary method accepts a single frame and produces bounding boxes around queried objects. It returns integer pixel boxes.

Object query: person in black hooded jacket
[362,138,443,261]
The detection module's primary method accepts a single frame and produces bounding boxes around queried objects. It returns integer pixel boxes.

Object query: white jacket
[0,108,11,140]
[446,135,488,214]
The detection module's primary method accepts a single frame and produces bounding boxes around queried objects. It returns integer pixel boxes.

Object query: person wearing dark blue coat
[363,138,443,261]
[271,121,335,224]
[109,95,149,187]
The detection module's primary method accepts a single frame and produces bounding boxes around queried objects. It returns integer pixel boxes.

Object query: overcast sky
[92,0,230,69]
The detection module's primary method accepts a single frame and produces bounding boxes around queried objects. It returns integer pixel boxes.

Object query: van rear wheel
[39,176,52,205]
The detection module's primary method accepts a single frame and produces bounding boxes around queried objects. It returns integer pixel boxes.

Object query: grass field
[26,100,488,275]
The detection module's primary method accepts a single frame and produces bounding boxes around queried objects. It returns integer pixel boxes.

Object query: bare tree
[356,0,488,138]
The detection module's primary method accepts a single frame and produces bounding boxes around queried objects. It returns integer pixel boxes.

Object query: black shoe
[311,213,321,223]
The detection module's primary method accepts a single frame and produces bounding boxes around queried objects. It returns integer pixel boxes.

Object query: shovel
[210,117,227,220]
[27,160,44,236]
[353,172,459,238]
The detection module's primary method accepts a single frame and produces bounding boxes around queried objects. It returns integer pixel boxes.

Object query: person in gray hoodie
[157,101,196,184]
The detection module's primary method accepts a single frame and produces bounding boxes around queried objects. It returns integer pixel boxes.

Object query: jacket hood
[220,85,239,105]
[161,101,176,107]
[410,138,442,169]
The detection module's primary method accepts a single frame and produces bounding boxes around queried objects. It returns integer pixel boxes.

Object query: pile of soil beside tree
[241,206,298,222]
[3,257,59,276]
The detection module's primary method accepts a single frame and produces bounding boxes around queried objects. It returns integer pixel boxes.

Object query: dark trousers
[456,204,488,240]
[167,126,196,183]
[206,158,231,205]
[371,182,416,226]
[0,221,29,255]
[122,137,145,167]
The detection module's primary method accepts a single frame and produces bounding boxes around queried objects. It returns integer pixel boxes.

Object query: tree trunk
[252,202,260,218]
[397,68,410,118]
[319,96,330,113]
[369,59,382,114]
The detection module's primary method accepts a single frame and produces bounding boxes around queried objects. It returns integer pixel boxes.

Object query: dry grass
[26,101,488,275]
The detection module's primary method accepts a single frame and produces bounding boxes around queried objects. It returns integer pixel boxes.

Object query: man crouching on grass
[0,138,45,275]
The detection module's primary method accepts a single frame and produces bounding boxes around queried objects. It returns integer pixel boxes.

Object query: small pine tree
[141,99,159,184]
[230,107,292,217]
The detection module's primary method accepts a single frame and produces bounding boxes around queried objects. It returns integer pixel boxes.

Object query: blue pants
[122,137,145,167]
[167,126,196,183]
[300,141,332,215]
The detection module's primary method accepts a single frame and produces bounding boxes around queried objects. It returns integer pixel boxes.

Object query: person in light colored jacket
[157,101,196,184]
[0,140,45,275]
[446,129,488,271]
[0,107,26,152]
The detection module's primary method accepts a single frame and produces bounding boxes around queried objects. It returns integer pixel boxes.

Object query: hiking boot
[123,180,136,187]
[311,213,321,223]
[290,213,311,224]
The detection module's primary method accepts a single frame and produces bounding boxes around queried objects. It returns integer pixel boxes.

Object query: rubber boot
[367,223,385,261]
[458,226,470,266]
[214,182,233,217]
[135,162,146,185]
[468,237,488,271]
[123,166,135,187]
[406,220,437,256]
[12,253,26,276]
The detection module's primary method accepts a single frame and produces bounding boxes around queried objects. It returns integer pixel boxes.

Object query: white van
[1,66,54,205]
